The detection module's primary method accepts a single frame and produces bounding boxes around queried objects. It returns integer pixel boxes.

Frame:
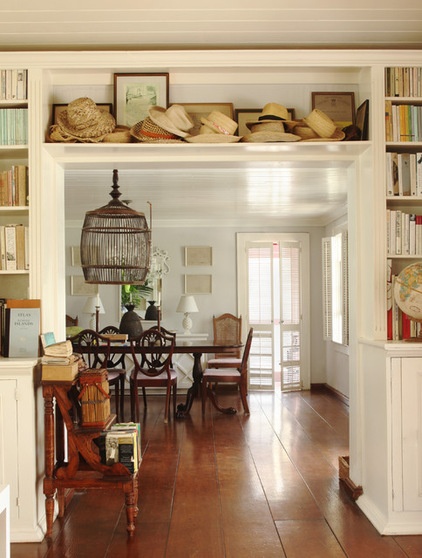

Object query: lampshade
[83,294,105,314]
[176,295,199,335]
[80,169,151,285]
[176,295,199,314]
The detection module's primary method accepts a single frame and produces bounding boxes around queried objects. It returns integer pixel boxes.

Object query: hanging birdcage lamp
[80,169,151,285]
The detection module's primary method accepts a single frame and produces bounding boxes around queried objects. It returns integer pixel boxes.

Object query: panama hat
[185,111,240,143]
[241,130,301,143]
[303,109,346,141]
[149,105,194,138]
[103,126,132,143]
[246,103,297,130]
[55,97,116,142]
[130,117,183,143]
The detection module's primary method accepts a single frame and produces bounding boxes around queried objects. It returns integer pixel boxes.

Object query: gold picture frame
[114,73,169,128]
[184,274,212,295]
[311,92,355,128]
[184,246,212,266]
[174,103,234,136]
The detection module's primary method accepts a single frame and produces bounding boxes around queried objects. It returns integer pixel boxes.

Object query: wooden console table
[42,379,139,539]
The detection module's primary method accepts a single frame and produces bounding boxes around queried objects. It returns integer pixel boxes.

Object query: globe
[394,262,422,321]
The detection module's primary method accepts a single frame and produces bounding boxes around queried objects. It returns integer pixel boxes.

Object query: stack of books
[95,423,141,475]
[41,340,82,381]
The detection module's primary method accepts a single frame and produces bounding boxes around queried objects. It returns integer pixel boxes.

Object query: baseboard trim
[311,383,349,406]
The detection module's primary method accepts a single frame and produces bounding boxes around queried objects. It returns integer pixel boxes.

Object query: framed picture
[52,103,112,125]
[235,107,297,137]
[70,276,98,296]
[174,103,234,136]
[355,99,369,140]
[184,274,212,295]
[311,92,355,127]
[114,73,169,128]
[70,246,81,267]
[185,246,212,266]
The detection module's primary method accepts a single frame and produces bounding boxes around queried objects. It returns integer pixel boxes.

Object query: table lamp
[83,293,105,331]
[176,295,198,335]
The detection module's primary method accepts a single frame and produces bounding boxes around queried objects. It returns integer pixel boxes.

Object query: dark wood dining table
[75,337,243,418]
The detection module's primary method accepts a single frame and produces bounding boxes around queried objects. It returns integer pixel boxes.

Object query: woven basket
[78,369,111,428]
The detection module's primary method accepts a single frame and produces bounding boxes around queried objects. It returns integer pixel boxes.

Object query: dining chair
[69,329,125,421]
[99,325,127,421]
[129,327,177,423]
[202,327,253,415]
[207,313,242,368]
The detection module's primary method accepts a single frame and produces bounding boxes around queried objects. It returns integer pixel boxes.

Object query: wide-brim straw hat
[185,125,240,143]
[249,121,287,134]
[130,117,184,143]
[246,103,297,129]
[103,126,132,143]
[241,130,301,143]
[149,105,194,138]
[200,111,238,136]
[56,97,116,141]
[303,109,345,141]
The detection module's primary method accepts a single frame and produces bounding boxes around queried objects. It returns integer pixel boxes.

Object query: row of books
[0,69,27,101]
[0,165,28,206]
[386,152,422,197]
[386,210,422,256]
[0,223,29,270]
[385,67,422,98]
[385,102,422,143]
[96,423,142,474]
[0,108,28,145]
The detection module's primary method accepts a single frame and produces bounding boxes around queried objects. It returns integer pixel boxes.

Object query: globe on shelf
[394,262,422,340]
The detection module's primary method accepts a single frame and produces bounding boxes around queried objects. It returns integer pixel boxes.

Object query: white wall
[66,222,327,385]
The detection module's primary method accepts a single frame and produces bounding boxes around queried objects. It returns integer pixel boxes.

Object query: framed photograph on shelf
[185,246,212,266]
[114,73,169,128]
[184,274,212,295]
[355,99,369,140]
[235,107,297,137]
[311,92,355,127]
[52,103,112,125]
[174,103,234,136]
[70,276,98,296]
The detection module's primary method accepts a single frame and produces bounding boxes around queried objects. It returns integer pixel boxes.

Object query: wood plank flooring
[11,387,422,557]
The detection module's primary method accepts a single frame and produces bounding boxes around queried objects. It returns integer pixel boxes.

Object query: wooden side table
[42,379,139,539]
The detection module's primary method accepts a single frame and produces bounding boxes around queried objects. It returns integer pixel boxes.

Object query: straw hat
[185,111,240,143]
[149,105,194,138]
[130,117,183,143]
[246,103,296,129]
[103,126,132,143]
[241,130,301,143]
[303,109,345,141]
[55,97,116,142]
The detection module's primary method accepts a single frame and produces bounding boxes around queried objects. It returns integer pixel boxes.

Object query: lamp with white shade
[83,293,105,331]
[176,295,199,335]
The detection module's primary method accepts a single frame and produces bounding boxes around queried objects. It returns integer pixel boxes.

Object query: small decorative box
[78,368,110,428]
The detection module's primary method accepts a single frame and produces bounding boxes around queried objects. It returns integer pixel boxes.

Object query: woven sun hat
[303,109,346,141]
[240,130,301,143]
[291,123,319,141]
[130,117,183,143]
[103,126,132,143]
[185,124,241,143]
[55,97,116,142]
[149,104,194,138]
[249,120,286,134]
[246,103,297,130]
[200,111,238,136]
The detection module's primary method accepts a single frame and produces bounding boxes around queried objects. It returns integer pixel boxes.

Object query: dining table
[73,335,243,418]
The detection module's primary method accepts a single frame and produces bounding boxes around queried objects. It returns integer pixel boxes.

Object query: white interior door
[237,233,310,391]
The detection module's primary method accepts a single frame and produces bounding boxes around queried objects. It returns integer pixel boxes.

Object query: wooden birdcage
[80,169,151,285]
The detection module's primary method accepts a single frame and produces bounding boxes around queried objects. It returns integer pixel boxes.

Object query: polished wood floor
[11,387,422,558]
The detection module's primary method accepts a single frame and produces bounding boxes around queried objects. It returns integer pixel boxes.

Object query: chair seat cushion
[207,357,242,366]
[131,368,177,382]
[203,368,241,379]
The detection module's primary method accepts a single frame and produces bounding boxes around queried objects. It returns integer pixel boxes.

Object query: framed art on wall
[185,246,212,266]
[114,73,169,128]
[355,99,369,140]
[184,274,212,294]
[70,276,98,296]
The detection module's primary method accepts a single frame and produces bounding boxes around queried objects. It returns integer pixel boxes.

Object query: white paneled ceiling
[1,1,422,50]
[5,2,415,226]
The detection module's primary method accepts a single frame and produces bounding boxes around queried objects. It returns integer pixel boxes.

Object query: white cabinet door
[0,380,19,526]
[401,358,422,511]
